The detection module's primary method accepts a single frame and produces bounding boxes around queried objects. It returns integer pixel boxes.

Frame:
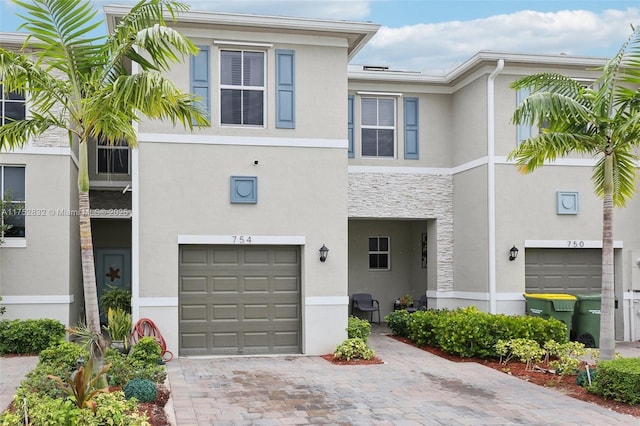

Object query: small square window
[368,236,390,270]
[230,176,257,204]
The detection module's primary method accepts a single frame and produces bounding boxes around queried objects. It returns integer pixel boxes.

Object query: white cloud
[353,8,640,74]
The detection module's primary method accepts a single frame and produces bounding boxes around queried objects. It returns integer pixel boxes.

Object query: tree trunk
[599,153,615,360]
[78,141,108,384]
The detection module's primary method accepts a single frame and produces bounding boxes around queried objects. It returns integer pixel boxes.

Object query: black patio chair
[406,295,427,313]
[351,293,380,324]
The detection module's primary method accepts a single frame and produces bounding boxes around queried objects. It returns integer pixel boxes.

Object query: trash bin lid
[523,293,577,300]
[573,293,601,301]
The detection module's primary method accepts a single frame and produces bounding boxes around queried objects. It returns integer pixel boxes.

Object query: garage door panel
[181,305,207,321]
[181,248,207,265]
[525,248,602,293]
[179,245,301,356]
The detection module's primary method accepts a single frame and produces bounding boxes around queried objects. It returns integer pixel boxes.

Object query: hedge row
[0,318,66,354]
[385,306,567,358]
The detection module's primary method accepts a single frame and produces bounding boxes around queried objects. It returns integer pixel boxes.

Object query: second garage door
[179,245,301,356]
[525,248,602,293]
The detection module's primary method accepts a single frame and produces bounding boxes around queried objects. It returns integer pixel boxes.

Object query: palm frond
[593,148,639,207]
[507,132,597,173]
[0,116,60,150]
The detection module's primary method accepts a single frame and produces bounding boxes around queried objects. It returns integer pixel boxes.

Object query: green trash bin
[572,293,602,348]
[524,293,576,340]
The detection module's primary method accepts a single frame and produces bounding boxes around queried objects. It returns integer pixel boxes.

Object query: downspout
[487,59,504,314]
[131,59,140,327]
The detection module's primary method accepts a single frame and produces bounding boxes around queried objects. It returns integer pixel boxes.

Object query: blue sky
[1,0,639,73]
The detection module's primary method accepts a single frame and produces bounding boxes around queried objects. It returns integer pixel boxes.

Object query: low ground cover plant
[0,329,167,425]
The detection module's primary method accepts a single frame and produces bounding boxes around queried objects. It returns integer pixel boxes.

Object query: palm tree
[509,26,640,360]
[0,0,209,376]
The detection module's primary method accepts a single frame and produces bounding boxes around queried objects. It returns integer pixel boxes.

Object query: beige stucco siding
[0,153,80,325]
[451,78,487,166]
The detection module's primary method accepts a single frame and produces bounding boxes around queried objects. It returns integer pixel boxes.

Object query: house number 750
[232,236,252,244]
[567,240,585,248]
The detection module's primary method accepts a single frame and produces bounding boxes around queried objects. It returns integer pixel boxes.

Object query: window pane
[220,51,242,86]
[369,237,378,251]
[378,254,388,269]
[362,129,377,156]
[378,99,395,126]
[361,98,377,125]
[379,237,389,251]
[243,52,264,86]
[221,89,242,124]
[7,91,24,101]
[4,208,25,237]
[111,150,129,174]
[378,130,394,157]
[369,254,378,269]
[4,166,25,200]
[243,90,264,125]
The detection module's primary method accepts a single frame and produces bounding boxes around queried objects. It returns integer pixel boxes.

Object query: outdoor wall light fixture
[319,244,329,262]
[509,245,519,261]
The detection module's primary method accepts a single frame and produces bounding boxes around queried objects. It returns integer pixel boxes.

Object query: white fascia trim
[214,40,273,48]
[426,291,524,301]
[138,133,347,149]
[495,156,598,167]
[178,235,306,245]
[1,239,27,248]
[6,145,79,168]
[90,180,131,189]
[356,91,403,97]
[305,296,349,306]
[2,295,74,304]
[348,165,451,175]
[138,297,178,307]
[525,240,624,249]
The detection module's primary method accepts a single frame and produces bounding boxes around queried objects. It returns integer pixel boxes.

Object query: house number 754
[232,236,252,244]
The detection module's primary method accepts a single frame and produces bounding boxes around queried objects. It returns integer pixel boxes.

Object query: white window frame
[1,165,26,240]
[361,97,396,158]
[0,84,26,126]
[219,49,266,128]
[96,139,130,175]
[368,236,391,271]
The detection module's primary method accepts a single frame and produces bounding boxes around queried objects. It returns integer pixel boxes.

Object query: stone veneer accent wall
[348,172,454,291]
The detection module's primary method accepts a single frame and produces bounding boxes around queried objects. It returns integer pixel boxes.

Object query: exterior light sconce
[319,244,329,262]
[509,245,519,261]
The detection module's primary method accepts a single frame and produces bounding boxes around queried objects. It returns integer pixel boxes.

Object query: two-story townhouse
[347,52,639,343]
[3,6,640,356]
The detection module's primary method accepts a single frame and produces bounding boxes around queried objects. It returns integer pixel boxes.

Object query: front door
[95,249,131,323]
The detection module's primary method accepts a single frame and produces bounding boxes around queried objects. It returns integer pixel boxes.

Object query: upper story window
[1,165,26,238]
[369,236,390,270]
[361,97,395,157]
[220,50,265,126]
[97,139,129,175]
[0,84,26,125]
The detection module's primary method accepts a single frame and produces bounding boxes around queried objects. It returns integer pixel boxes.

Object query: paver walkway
[0,355,38,412]
[165,327,640,425]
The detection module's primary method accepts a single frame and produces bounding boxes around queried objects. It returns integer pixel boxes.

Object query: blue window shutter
[348,95,354,158]
[276,50,295,129]
[191,46,210,123]
[404,97,419,159]
[516,87,533,144]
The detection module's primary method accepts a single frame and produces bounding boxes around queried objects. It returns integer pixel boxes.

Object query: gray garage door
[179,245,301,356]
[525,248,602,293]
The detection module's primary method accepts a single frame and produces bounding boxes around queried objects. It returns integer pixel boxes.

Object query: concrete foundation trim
[1,295,74,304]
[305,296,349,305]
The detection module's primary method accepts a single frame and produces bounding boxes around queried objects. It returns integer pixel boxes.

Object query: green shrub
[123,378,158,402]
[0,318,65,354]
[38,340,87,370]
[129,336,162,365]
[385,309,412,337]
[589,358,640,404]
[0,295,5,316]
[408,309,443,346]
[0,391,149,425]
[395,306,567,359]
[100,285,132,314]
[347,316,371,342]
[105,348,166,386]
[495,338,545,370]
[333,338,375,361]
